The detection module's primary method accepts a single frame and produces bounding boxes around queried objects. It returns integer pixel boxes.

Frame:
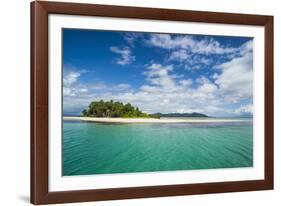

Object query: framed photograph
[31,1,274,204]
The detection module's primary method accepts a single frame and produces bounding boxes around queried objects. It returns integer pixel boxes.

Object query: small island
[63,100,251,124]
[81,100,160,118]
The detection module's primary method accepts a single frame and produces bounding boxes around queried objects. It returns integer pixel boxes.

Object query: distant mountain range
[153,112,208,118]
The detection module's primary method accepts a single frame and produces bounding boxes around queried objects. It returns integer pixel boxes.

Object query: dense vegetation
[153,112,208,118]
[82,100,160,118]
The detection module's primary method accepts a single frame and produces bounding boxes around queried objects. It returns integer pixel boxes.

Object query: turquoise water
[63,120,253,176]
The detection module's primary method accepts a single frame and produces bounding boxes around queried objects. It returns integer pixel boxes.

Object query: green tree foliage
[81,100,160,118]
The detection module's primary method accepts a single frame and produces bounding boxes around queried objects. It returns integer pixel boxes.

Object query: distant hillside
[154,112,209,118]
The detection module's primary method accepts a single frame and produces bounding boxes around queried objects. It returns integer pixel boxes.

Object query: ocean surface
[63,119,253,176]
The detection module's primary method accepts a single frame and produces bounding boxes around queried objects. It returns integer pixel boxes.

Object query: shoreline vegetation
[81,100,160,118]
[81,100,209,119]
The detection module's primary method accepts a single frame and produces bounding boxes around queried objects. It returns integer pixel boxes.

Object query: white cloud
[147,34,237,55]
[147,34,194,50]
[64,40,253,116]
[200,57,213,65]
[234,104,253,115]
[197,77,218,94]
[169,49,189,61]
[63,67,108,113]
[214,40,253,103]
[239,40,253,56]
[123,33,143,47]
[179,79,193,86]
[63,87,74,97]
[79,88,88,93]
[63,68,135,114]
[87,83,107,91]
[148,34,233,71]
[63,66,91,98]
[109,46,135,65]
[143,64,177,91]
[63,70,82,97]
[63,63,225,115]
[145,64,173,77]
[108,64,222,115]
[184,55,214,70]
[194,38,236,54]
[114,84,132,91]
[64,82,107,98]
[63,71,80,87]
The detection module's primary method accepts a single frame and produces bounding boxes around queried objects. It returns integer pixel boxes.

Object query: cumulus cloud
[123,33,144,47]
[146,34,237,55]
[179,79,193,86]
[147,34,238,71]
[63,70,135,114]
[109,46,135,65]
[143,64,177,91]
[169,49,189,61]
[133,64,220,114]
[63,63,226,115]
[214,40,253,103]
[63,69,82,97]
[63,70,80,87]
[64,59,253,116]
[147,34,194,50]
[64,35,253,116]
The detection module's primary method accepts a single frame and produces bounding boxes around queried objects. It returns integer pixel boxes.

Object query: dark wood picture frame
[31,1,274,204]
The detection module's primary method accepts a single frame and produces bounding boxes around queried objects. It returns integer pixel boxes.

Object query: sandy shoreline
[63,116,251,123]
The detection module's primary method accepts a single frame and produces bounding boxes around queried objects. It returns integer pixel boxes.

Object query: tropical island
[81,100,210,118]
[63,100,251,123]
[81,100,161,118]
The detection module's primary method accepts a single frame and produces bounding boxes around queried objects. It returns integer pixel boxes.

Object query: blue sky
[63,29,253,117]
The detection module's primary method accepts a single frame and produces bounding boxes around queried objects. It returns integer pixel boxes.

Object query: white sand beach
[63,116,251,123]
